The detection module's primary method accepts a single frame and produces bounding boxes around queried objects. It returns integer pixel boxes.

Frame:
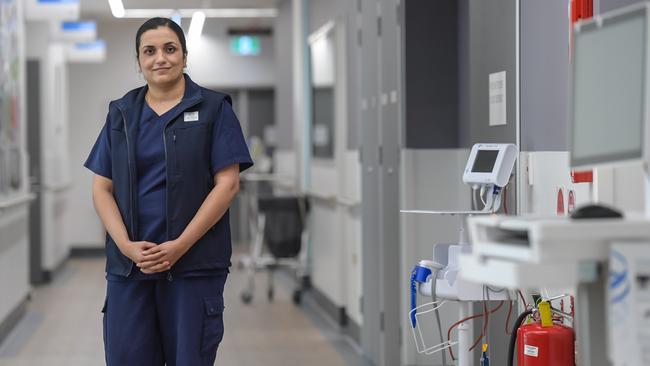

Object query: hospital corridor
[1,0,650,366]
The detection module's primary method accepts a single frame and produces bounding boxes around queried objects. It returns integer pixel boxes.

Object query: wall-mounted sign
[26,0,79,21]
[230,36,261,56]
[66,40,106,63]
[51,21,96,42]
[489,70,507,126]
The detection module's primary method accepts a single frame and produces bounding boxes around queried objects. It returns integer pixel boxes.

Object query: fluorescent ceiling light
[171,11,182,26]
[188,11,206,42]
[122,8,278,19]
[108,0,125,18]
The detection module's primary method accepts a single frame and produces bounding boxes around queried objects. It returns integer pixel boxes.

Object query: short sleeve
[84,115,112,179]
[210,101,254,176]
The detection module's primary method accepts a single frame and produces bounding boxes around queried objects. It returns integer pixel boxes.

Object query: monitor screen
[472,150,499,173]
[571,9,647,167]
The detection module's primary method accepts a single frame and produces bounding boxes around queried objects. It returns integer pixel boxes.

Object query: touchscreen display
[471,150,498,173]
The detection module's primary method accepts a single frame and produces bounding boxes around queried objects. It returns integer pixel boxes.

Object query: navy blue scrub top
[136,102,170,247]
[86,99,251,280]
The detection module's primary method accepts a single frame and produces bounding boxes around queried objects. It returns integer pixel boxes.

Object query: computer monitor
[570,4,650,169]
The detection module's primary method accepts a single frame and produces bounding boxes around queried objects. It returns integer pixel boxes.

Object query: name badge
[184,111,199,122]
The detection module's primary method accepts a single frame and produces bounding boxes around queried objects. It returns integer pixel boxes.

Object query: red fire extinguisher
[508,301,575,366]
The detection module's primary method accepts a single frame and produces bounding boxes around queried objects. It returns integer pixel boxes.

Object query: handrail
[42,183,72,193]
[306,190,360,209]
[0,193,36,210]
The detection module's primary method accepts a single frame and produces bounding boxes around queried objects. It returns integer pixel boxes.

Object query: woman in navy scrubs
[85,18,253,365]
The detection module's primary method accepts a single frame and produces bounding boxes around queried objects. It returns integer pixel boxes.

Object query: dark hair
[135,17,187,57]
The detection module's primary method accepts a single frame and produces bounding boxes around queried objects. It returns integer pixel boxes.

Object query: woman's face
[138,26,186,88]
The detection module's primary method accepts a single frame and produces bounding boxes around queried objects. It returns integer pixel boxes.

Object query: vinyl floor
[0,254,369,366]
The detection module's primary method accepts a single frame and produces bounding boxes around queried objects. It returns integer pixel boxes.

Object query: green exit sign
[230,36,261,56]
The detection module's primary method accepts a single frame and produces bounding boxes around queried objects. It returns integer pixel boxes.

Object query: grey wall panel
[346,5,360,150]
[458,0,471,148]
[467,0,517,145]
[275,0,294,149]
[521,0,570,151]
[379,1,401,364]
[404,0,459,149]
[599,0,645,13]
[359,0,382,362]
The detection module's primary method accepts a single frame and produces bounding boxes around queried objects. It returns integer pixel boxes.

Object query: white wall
[66,18,277,248]
[66,19,142,248]
[187,21,275,89]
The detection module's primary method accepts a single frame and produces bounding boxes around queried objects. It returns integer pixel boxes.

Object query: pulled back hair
[135,17,187,57]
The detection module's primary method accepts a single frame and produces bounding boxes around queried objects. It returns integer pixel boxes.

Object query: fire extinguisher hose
[507,309,534,366]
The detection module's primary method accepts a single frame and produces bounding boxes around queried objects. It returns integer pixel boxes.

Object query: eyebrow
[141,42,179,49]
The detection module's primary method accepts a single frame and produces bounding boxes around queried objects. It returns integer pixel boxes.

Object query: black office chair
[240,195,309,304]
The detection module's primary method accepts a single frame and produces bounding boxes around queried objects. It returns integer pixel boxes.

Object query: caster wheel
[292,290,302,305]
[267,288,274,302]
[241,292,253,304]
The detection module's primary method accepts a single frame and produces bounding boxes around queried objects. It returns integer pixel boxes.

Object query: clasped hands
[122,240,189,274]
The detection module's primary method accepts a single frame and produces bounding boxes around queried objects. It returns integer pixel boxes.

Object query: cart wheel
[292,290,302,305]
[267,288,274,302]
[241,291,253,304]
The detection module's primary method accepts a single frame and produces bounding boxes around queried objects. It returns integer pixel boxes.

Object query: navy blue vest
[105,75,238,276]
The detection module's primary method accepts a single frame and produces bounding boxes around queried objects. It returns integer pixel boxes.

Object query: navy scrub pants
[102,273,227,366]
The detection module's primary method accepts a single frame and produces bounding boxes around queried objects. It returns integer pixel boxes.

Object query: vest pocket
[174,124,209,176]
[200,297,225,356]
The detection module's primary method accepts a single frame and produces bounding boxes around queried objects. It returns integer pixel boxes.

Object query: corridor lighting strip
[119,8,278,19]
[107,0,125,18]
[188,11,206,43]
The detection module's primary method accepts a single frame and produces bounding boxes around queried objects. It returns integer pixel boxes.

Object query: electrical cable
[503,185,509,215]
[480,185,488,206]
[505,299,514,335]
[471,185,479,211]
[469,300,489,352]
[517,290,528,309]
[486,285,506,293]
[470,287,492,353]
[485,287,491,350]
[446,301,504,360]
[507,309,534,366]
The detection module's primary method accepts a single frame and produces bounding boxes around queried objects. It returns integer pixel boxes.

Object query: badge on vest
[184,111,199,122]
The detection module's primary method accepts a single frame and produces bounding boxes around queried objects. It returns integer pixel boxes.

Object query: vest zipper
[162,99,202,278]
[172,131,178,172]
[120,109,135,277]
